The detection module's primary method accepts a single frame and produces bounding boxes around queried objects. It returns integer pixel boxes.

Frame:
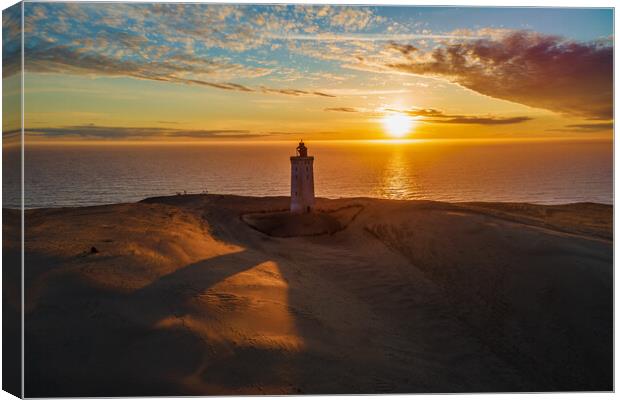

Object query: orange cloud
[381,31,612,120]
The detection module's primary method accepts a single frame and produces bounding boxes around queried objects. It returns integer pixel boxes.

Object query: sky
[2,3,614,143]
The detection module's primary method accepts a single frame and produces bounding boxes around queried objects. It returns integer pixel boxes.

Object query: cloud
[24,124,327,140]
[565,123,613,131]
[2,4,22,78]
[15,3,355,96]
[259,86,336,97]
[13,44,335,98]
[387,41,418,56]
[397,108,444,117]
[184,79,254,93]
[313,91,337,98]
[378,31,612,120]
[15,38,269,80]
[433,116,533,125]
[322,6,375,31]
[396,108,533,125]
[24,125,269,140]
[324,107,360,112]
[266,32,478,42]
[547,122,613,133]
[325,105,532,125]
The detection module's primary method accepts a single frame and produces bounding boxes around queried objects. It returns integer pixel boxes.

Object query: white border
[0,1,616,400]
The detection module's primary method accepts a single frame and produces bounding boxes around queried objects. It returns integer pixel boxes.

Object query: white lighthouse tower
[290,140,315,214]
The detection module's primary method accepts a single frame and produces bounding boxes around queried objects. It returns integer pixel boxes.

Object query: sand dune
[6,194,611,396]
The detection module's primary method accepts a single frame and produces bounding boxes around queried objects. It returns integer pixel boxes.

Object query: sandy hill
[5,194,612,396]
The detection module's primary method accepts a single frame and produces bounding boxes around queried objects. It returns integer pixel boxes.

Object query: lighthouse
[290,140,315,213]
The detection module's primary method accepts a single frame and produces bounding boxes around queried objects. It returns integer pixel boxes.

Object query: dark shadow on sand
[25,250,270,397]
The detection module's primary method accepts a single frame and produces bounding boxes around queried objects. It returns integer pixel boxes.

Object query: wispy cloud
[431,116,533,125]
[326,106,533,125]
[16,3,363,97]
[13,44,336,98]
[258,87,336,97]
[23,125,318,140]
[265,32,479,42]
[2,4,22,78]
[397,108,534,125]
[547,122,613,133]
[324,107,360,113]
[25,125,265,140]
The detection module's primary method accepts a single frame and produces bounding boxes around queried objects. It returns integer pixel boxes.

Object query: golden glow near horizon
[382,113,414,138]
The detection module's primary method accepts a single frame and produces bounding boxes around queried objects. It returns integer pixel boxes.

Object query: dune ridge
[6,194,611,396]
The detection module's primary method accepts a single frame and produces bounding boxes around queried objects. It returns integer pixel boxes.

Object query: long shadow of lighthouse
[290,140,315,214]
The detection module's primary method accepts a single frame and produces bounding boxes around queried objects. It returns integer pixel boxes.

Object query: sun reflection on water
[378,147,420,200]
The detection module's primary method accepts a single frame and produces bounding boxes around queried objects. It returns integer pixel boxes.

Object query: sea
[3,139,613,209]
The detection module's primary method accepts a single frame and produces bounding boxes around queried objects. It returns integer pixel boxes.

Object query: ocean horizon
[4,139,612,209]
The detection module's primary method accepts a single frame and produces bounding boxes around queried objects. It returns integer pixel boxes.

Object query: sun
[382,113,413,138]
